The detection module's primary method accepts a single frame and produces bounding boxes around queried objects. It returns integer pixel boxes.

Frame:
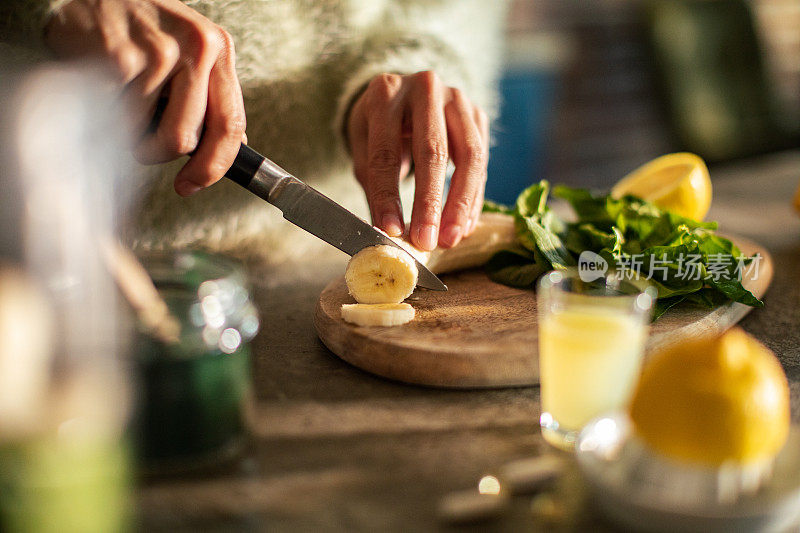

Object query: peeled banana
[341,303,415,326]
[428,213,518,274]
[341,213,519,327]
[388,212,518,275]
[345,245,418,304]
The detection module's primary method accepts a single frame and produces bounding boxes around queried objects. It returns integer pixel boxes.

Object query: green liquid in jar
[134,343,250,464]
[132,288,252,468]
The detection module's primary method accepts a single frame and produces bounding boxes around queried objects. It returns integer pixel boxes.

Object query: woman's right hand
[45,0,246,196]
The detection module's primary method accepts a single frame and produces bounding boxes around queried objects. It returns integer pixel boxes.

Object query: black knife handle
[224,143,265,187]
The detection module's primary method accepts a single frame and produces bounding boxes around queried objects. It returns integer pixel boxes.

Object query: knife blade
[224,143,447,291]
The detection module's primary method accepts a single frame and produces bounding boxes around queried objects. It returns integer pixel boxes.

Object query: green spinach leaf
[486,182,764,319]
[485,250,547,288]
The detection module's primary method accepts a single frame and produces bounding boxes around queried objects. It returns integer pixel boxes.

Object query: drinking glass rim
[538,268,658,311]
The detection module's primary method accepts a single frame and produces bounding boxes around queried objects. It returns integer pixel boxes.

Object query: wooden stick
[100,239,180,344]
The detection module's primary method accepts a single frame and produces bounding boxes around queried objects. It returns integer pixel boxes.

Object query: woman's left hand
[346,71,489,251]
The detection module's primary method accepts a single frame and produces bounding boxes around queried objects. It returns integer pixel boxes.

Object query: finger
[467,107,490,235]
[439,90,486,247]
[125,30,181,136]
[98,2,148,84]
[130,10,181,95]
[364,75,405,236]
[107,43,148,85]
[400,114,413,179]
[134,66,209,164]
[348,98,371,190]
[474,107,490,155]
[45,0,146,86]
[467,186,485,236]
[174,36,245,195]
[409,71,449,251]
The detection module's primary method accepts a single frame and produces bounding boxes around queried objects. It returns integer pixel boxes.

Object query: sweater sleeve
[0,0,70,45]
[332,0,509,157]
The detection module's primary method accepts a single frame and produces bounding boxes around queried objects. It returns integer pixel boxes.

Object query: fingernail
[439,224,463,248]
[175,181,203,196]
[416,224,438,251]
[381,213,404,237]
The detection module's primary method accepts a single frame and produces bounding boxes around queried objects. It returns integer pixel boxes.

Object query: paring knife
[224,143,447,291]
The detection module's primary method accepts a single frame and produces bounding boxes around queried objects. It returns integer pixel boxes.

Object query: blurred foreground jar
[133,251,259,473]
[0,267,130,533]
[0,64,134,532]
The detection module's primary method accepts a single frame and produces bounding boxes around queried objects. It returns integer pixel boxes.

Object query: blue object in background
[486,68,557,205]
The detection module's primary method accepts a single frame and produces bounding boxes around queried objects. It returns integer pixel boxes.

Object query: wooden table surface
[137,150,800,532]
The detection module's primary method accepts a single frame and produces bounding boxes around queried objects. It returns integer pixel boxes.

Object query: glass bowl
[575,413,800,532]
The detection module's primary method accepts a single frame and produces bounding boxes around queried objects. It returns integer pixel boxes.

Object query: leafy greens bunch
[483,181,763,319]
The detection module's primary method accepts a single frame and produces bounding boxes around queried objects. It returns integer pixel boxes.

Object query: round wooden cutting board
[314,235,773,388]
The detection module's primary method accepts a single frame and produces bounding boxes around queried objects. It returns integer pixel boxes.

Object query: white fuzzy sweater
[1,0,507,262]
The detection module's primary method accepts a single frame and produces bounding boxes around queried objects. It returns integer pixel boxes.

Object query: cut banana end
[390,212,519,275]
[427,213,518,274]
[341,303,415,327]
[389,236,431,265]
[345,245,418,304]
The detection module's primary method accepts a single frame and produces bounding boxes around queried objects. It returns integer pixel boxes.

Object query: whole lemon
[629,327,790,466]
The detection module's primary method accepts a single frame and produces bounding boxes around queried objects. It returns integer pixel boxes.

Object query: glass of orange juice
[537,269,656,451]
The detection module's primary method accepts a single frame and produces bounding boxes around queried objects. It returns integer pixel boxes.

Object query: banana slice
[341,303,415,326]
[345,245,418,304]
[344,213,518,305]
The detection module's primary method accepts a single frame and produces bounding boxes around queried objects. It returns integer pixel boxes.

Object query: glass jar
[132,251,259,473]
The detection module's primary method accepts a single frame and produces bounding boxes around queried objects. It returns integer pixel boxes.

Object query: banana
[388,212,519,275]
[341,303,415,326]
[343,212,518,309]
[345,245,418,304]
[427,213,518,274]
[387,236,431,266]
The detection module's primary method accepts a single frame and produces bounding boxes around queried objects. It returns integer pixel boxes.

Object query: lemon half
[611,153,712,221]
[629,328,790,467]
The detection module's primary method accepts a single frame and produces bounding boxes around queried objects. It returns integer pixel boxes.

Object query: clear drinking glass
[537,269,656,451]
